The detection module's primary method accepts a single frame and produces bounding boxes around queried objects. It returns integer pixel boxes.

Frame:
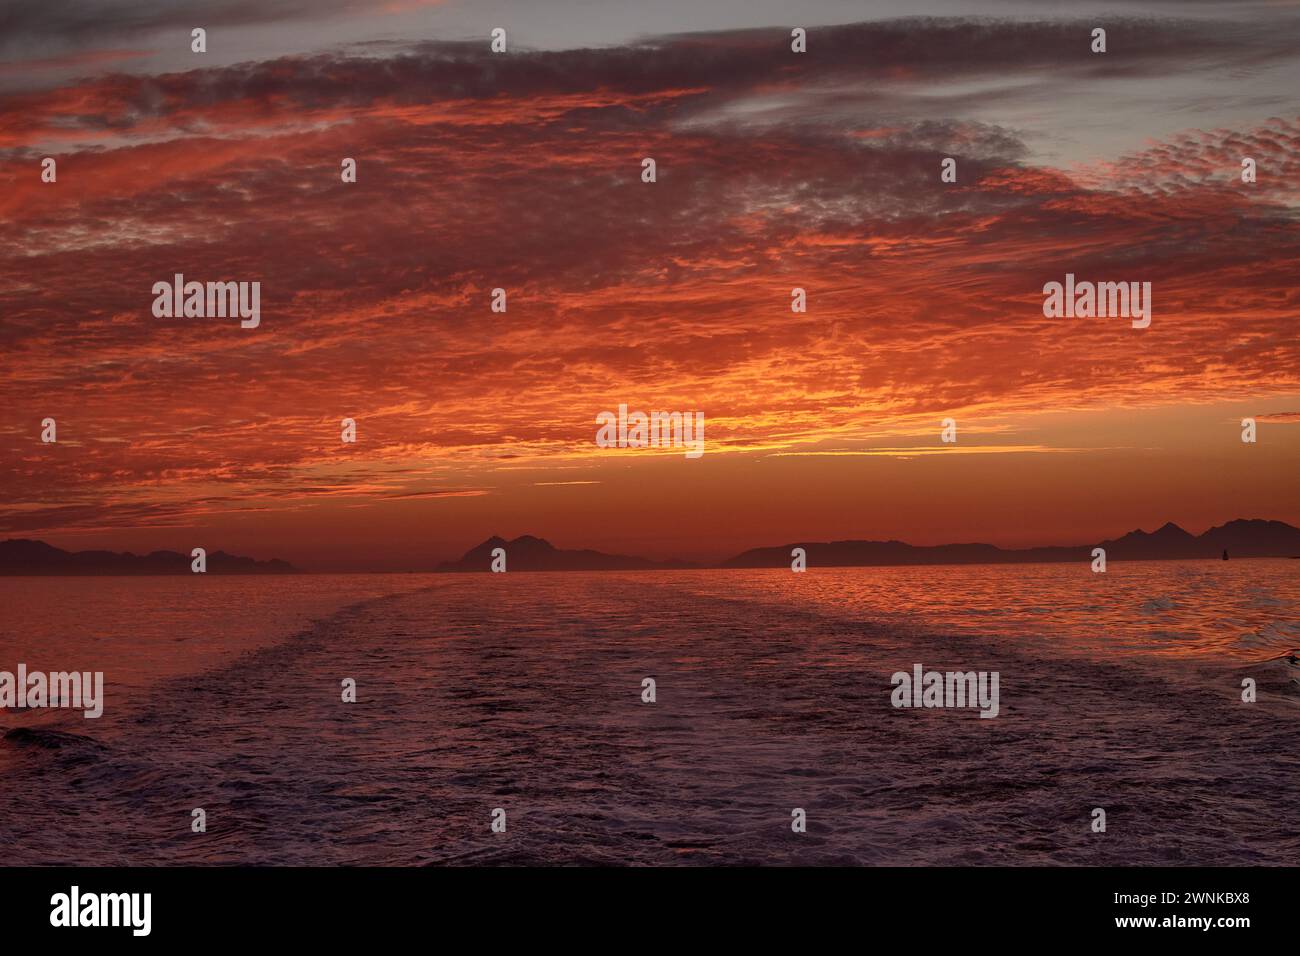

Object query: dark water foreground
[2,573,1297,865]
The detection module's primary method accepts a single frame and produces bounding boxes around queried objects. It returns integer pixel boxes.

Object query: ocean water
[1,561,1296,865]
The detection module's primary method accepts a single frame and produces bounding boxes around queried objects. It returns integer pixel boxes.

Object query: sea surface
[1,561,1297,865]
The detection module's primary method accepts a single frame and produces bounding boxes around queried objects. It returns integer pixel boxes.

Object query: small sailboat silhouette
[1222,549,1229,561]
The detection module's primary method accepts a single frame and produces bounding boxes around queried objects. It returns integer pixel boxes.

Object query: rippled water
[0,574,433,724]
[1,562,1296,865]
[679,560,1300,661]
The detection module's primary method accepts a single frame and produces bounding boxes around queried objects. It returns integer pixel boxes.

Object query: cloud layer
[1,15,1297,561]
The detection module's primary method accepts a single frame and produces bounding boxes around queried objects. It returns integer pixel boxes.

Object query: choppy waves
[2,570,1298,865]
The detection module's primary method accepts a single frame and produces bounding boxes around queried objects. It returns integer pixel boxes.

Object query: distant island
[4,519,1298,574]
[0,539,296,575]
[721,519,1300,568]
[436,535,697,572]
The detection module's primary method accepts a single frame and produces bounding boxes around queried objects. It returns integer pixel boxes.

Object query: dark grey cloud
[4,14,1293,141]
[0,0,372,62]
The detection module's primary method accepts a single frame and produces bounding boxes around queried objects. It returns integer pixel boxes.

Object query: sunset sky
[1,0,1297,570]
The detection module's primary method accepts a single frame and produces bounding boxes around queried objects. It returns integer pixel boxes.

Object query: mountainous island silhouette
[0,539,296,575]
[4,519,1298,574]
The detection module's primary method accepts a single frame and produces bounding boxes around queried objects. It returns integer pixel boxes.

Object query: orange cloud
[1,22,1297,565]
